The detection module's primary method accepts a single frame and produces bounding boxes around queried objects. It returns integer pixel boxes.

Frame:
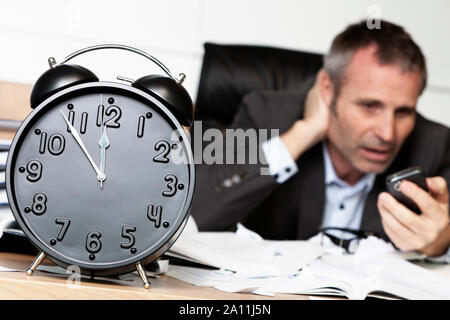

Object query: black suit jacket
[190,82,450,241]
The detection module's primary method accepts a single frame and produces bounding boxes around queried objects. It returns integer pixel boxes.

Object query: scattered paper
[235,223,263,241]
[167,264,347,297]
[306,253,450,300]
[157,259,169,274]
[169,223,324,277]
[167,219,450,299]
[353,236,396,258]
[181,215,198,235]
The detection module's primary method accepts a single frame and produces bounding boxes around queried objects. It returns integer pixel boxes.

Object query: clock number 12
[96,105,122,128]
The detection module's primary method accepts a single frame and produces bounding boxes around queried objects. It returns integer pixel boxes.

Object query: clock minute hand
[60,110,106,182]
[98,124,110,188]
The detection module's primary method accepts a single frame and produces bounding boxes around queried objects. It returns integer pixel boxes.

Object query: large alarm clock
[5,44,195,288]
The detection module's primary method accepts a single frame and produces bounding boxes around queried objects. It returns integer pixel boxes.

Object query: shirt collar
[322,142,376,191]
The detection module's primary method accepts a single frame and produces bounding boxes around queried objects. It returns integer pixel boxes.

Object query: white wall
[0,0,449,126]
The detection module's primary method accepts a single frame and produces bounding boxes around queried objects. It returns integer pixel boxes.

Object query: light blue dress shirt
[320,142,376,239]
[263,138,375,238]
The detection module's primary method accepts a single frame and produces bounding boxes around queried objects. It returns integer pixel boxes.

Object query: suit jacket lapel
[295,144,388,240]
[296,143,325,239]
[360,176,388,240]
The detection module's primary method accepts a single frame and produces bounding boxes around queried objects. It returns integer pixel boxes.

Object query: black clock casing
[6,81,195,277]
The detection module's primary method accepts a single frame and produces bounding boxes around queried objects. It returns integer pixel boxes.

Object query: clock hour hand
[60,110,106,182]
[98,123,110,188]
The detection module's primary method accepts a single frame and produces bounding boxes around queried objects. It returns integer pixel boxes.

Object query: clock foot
[136,262,151,289]
[26,251,47,276]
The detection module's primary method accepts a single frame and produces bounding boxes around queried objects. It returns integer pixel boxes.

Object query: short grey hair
[323,19,427,96]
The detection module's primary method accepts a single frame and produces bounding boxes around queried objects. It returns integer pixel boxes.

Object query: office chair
[194,42,324,130]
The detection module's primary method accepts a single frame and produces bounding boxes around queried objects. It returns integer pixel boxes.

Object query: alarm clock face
[6,82,194,274]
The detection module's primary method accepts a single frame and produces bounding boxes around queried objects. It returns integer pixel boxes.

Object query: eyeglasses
[317,227,382,254]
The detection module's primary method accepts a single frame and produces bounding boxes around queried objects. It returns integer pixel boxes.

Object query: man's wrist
[261,136,298,184]
[425,243,450,264]
[421,224,450,258]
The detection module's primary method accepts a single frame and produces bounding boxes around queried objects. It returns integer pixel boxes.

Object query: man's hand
[303,69,330,140]
[280,69,331,160]
[377,176,450,257]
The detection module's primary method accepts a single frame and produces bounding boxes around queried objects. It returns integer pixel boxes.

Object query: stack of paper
[0,140,16,239]
[0,139,10,208]
[0,139,9,170]
[167,221,450,299]
[168,223,324,277]
[0,153,7,171]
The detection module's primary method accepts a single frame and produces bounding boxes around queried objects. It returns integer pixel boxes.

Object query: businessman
[190,20,450,258]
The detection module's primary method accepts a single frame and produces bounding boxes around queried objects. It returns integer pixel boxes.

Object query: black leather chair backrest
[194,43,324,129]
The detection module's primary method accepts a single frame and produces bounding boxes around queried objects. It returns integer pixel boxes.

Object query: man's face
[327,45,423,174]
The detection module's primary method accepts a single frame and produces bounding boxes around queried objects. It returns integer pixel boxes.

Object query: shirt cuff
[261,136,298,184]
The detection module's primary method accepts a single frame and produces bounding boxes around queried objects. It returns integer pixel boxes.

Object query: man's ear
[318,70,335,108]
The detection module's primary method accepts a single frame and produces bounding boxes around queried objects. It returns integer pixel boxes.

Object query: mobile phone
[385,166,428,215]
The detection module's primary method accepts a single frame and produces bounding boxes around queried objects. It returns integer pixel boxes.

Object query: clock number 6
[85,230,102,254]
